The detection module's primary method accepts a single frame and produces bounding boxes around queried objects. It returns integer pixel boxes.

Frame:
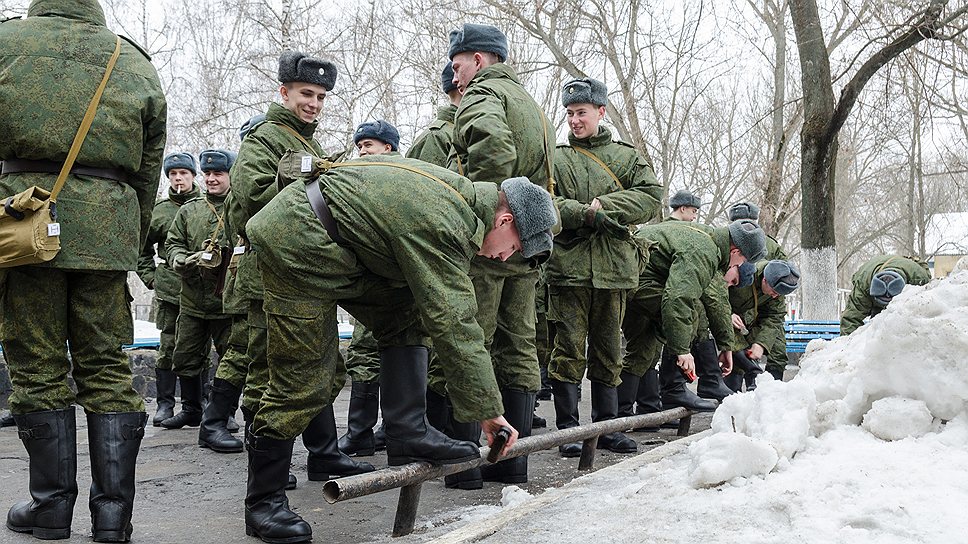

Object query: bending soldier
[841,255,931,335]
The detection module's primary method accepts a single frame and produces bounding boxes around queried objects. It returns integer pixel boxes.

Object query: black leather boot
[591,382,637,454]
[198,378,244,453]
[537,364,552,401]
[337,381,379,456]
[731,350,763,392]
[551,379,582,457]
[87,412,147,543]
[633,368,665,431]
[380,346,479,466]
[482,389,534,483]
[159,374,202,429]
[695,339,735,402]
[617,371,640,419]
[659,350,717,412]
[152,368,176,427]
[304,405,375,481]
[244,407,296,490]
[425,389,452,435]
[531,397,547,429]
[6,408,77,540]
[724,371,744,392]
[444,418,483,490]
[245,435,311,544]
[373,423,387,452]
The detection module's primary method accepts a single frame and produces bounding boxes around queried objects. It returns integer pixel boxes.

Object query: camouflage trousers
[0,267,144,414]
[346,324,380,384]
[469,256,541,392]
[215,313,250,389]
[241,300,269,413]
[621,286,665,377]
[153,299,179,371]
[547,286,627,387]
[171,313,230,377]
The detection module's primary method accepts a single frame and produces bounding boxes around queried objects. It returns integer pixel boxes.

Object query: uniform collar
[437,104,458,124]
[266,102,319,139]
[168,185,200,206]
[468,63,520,90]
[205,191,228,205]
[28,0,106,25]
[568,125,612,149]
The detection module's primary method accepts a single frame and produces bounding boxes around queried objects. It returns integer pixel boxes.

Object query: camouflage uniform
[137,185,201,372]
[729,260,789,376]
[165,191,232,377]
[227,102,325,412]
[547,126,661,387]
[214,193,250,388]
[408,104,457,168]
[245,154,504,439]
[450,62,555,393]
[840,255,931,335]
[0,1,164,539]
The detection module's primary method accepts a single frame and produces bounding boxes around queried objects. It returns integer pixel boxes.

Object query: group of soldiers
[0,3,937,544]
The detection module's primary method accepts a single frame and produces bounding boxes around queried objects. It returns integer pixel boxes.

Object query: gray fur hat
[278,51,338,90]
[500,177,557,259]
[239,113,266,141]
[354,120,400,151]
[562,78,607,107]
[764,260,801,296]
[737,261,756,288]
[441,62,458,94]
[728,219,767,262]
[669,190,701,209]
[199,149,237,173]
[728,201,761,221]
[869,269,905,307]
[163,153,196,176]
[448,23,508,62]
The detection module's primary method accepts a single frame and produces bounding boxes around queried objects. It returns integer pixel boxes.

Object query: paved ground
[0,381,712,544]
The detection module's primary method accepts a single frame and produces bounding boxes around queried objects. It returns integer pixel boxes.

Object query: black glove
[591,211,630,240]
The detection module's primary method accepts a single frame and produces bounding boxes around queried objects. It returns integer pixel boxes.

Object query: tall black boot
[159,374,202,429]
[380,346,479,466]
[695,339,735,402]
[537,364,552,401]
[425,389,452,435]
[616,371,640,418]
[551,379,582,458]
[304,405,375,482]
[482,389,534,483]
[636,367,672,430]
[373,423,387,451]
[198,378,244,453]
[591,382,637,454]
[444,417,483,490]
[338,381,379,457]
[87,412,147,543]
[6,408,77,540]
[659,350,717,412]
[731,350,763,392]
[243,407,296,490]
[152,368,176,427]
[245,435,311,544]
[724,371,744,392]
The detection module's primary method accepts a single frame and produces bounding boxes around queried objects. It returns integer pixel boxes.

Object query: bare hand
[583,198,604,226]
[719,350,733,377]
[481,416,518,457]
[676,353,695,376]
[747,343,765,361]
[731,313,745,330]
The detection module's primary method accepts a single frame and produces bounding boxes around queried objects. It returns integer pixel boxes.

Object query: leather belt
[305,180,347,245]
[1,159,129,183]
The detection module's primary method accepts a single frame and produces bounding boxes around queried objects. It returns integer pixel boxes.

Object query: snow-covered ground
[433,272,968,543]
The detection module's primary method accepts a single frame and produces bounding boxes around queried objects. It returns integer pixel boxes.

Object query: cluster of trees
[2,0,966,316]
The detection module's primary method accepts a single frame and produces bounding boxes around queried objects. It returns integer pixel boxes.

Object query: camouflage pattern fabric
[729,260,789,368]
[0,0,166,271]
[244,154,504,438]
[215,313,250,389]
[841,254,931,335]
[547,286,627,386]
[407,104,457,167]
[137,185,200,303]
[241,301,268,413]
[153,299,179,372]
[171,313,230,378]
[0,268,144,414]
[346,325,380,384]
[165,192,231,319]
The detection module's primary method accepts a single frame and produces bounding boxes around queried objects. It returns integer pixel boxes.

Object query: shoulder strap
[269,122,316,153]
[316,159,467,204]
[204,199,226,246]
[51,36,122,202]
[573,146,624,191]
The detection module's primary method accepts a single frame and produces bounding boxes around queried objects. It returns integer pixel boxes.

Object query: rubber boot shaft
[303,404,375,481]
[159,374,203,429]
[482,389,534,483]
[659,349,717,412]
[198,378,244,453]
[694,339,735,402]
[152,369,176,426]
[245,435,311,544]
[87,412,147,543]
[590,382,637,454]
[337,381,379,456]
[550,379,582,457]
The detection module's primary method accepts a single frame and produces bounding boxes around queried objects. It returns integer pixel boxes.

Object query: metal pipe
[322,406,697,504]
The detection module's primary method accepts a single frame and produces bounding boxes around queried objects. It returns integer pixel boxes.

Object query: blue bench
[785,320,840,354]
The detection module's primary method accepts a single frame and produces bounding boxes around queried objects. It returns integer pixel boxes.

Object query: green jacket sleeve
[596,155,662,226]
[840,283,872,335]
[454,93,515,184]
[134,94,167,248]
[389,230,504,423]
[137,233,158,289]
[231,134,282,236]
[165,206,191,271]
[661,252,711,354]
[701,278,741,351]
[749,294,787,357]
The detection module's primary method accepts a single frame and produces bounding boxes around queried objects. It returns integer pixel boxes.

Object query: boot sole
[445,479,484,490]
[306,469,373,482]
[245,524,311,543]
[338,447,376,457]
[6,521,71,540]
[387,452,479,466]
[198,440,244,454]
[92,527,133,543]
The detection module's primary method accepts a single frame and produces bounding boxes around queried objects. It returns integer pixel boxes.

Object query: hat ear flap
[886,276,906,297]
[869,276,888,297]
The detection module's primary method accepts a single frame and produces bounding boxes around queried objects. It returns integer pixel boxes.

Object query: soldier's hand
[731,313,745,330]
[747,343,765,361]
[718,350,733,377]
[676,353,695,376]
[583,198,603,225]
[481,416,518,456]
[591,211,630,240]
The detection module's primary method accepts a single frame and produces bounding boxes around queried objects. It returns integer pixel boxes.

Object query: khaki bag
[0,37,121,269]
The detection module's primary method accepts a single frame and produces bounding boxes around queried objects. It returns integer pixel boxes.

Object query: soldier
[727,202,788,261]
[727,260,801,390]
[138,153,201,427]
[337,119,401,458]
[448,22,556,485]
[841,255,931,335]
[242,154,553,543]
[408,61,460,166]
[669,190,701,221]
[227,52,373,492]
[621,220,766,417]
[0,1,166,541]
[546,78,662,457]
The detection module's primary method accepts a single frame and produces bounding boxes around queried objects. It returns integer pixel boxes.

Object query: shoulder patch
[119,34,151,61]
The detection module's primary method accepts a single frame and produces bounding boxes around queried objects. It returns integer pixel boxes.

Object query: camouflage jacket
[227,102,323,301]
[165,192,231,319]
[841,255,931,335]
[729,260,788,363]
[137,184,201,305]
[0,0,166,270]
[407,104,456,167]
[634,221,740,354]
[548,126,662,289]
[766,235,788,261]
